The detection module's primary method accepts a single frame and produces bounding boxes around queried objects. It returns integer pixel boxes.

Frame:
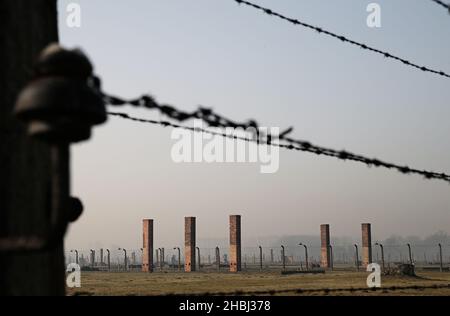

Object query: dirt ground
[67,270,450,296]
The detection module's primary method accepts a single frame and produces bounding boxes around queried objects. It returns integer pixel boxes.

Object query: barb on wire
[102,91,291,140]
[103,94,264,130]
[232,0,450,79]
[108,112,269,144]
[431,0,450,12]
[107,98,450,185]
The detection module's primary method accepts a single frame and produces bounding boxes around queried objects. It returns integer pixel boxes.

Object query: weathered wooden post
[281,245,286,271]
[259,246,263,271]
[160,247,165,270]
[173,247,181,271]
[0,1,60,295]
[118,248,127,271]
[299,243,309,271]
[375,242,385,273]
[329,245,334,271]
[354,244,360,271]
[196,247,201,271]
[215,247,221,271]
[70,249,79,265]
[156,249,159,269]
[1,31,106,294]
[106,249,111,271]
[90,249,95,268]
[407,243,413,265]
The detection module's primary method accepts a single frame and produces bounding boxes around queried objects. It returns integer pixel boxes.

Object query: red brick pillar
[362,223,372,267]
[185,217,196,272]
[320,224,331,268]
[142,219,154,272]
[229,215,242,272]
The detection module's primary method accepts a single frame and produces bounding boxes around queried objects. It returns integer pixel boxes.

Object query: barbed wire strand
[232,0,450,79]
[431,0,450,12]
[167,283,450,296]
[107,108,450,184]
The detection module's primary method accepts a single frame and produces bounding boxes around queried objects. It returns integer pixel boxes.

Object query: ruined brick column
[185,217,196,272]
[142,219,154,272]
[229,215,242,272]
[361,223,372,267]
[320,224,331,268]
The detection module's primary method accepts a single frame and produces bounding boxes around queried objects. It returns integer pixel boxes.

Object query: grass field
[68,270,450,296]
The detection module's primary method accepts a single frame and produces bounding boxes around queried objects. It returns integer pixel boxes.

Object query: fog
[57,0,450,252]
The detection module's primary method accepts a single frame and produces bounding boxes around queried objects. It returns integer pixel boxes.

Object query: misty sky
[57,0,450,252]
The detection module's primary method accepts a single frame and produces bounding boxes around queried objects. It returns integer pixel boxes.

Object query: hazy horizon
[58,0,450,251]
[66,231,450,251]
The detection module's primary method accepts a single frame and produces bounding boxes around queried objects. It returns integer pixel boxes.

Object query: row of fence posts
[69,243,449,273]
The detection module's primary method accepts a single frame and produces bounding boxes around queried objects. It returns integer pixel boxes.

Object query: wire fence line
[431,0,450,12]
[67,245,450,295]
[232,0,450,79]
[67,243,450,272]
[67,244,450,295]
[94,1,450,185]
[108,110,450,184]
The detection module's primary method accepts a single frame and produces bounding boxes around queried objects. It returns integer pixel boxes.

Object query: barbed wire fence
[67,243,450,271]
[105,96,450,184]
[431,0,450,12]
[67,1,450,295]
[232,0,450,79]
[67,242,450,295]
[68,243,450,294]
[91,0,450,184]
[87,1,450,277]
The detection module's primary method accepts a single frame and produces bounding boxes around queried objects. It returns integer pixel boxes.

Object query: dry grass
[67,270,450,296]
